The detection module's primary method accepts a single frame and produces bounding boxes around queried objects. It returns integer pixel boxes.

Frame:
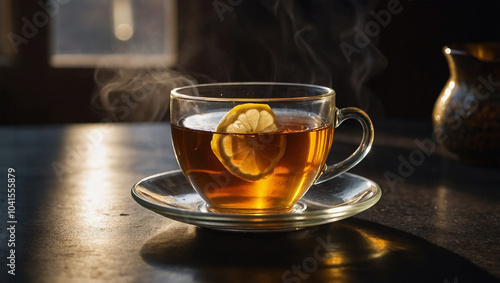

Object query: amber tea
[172,111,334,213]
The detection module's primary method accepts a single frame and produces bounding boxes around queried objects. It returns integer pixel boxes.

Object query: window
[50,0,177,68]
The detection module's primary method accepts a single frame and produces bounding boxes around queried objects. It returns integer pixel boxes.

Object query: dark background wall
[1,0,499,125]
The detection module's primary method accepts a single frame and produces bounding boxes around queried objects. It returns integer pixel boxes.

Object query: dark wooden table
[0,119,499,283]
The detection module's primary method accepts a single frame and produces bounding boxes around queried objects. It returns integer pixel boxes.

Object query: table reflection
[140,218,496,283]
[28,125,150,281]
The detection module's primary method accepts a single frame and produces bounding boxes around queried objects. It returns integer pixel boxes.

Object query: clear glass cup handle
[315,107,374,184]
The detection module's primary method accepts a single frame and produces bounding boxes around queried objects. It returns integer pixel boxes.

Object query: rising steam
[340,0,388,113]
[260,0,332,86]
[262,0,387,113]
[92,66,195,122]
[93,0,388,121]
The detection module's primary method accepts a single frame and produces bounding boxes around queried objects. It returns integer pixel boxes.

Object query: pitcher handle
[315,107,374,184]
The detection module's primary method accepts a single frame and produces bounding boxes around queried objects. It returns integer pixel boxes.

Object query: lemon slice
[211,103,286,181]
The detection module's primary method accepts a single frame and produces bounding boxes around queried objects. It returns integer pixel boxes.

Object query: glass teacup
[170,82,374,214]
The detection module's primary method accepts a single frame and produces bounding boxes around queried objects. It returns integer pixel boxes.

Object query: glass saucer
[131,170,382,232]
